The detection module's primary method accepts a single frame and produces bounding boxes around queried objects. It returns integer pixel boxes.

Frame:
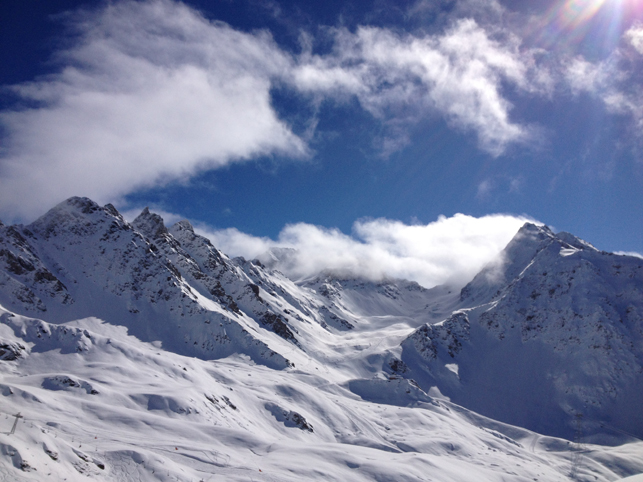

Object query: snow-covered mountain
[0,197,641,481]
[401,223,643,442]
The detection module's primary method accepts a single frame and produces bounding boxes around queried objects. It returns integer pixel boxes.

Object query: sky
[1,0,642,287]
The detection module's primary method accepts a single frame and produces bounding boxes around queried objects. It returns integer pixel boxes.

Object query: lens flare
[558,0,607,29]
[524,0,632,52]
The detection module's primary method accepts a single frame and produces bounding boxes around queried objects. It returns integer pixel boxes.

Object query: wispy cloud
[625,22,643,55]
[0,0,307,221]
[292,19,544,155]
[476,179,494,200]
[475,175,523,201]
[565,23,643,138]
[197,213,532,288]
[565,57,610,95]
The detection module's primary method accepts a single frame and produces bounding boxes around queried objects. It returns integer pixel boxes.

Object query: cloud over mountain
[199,213,533,288]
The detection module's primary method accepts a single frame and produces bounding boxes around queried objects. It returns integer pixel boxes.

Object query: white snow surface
[0,198,641,481]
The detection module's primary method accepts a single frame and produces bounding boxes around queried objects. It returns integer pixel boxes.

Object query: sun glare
[527,0,636,50]
[559,0,608,28]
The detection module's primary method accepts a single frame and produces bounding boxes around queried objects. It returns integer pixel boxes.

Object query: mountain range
[0,197,641,481]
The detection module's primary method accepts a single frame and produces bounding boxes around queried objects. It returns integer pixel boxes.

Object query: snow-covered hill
[0,198,641,481]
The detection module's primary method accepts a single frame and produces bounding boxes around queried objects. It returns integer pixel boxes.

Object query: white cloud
[198,213,532,288]
[0,0,307,221]
[565,57,608,94]
[196,226,277,259]
[0,0,555,222]
[625,23,643,55]
[564,26,643,135]
[292,19,543,155]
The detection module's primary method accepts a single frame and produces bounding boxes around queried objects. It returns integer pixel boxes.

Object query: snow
[618,476,643,482]
[559,247,579,257]
[1,306,641,481]
[0,197,642,481]
[444,364,459,377]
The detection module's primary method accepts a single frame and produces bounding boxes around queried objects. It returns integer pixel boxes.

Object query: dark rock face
[319,306,354,331]
[260,312,297,342]
[288,411,314,432]
[0,221,74,312]
[0,341,26,360]
[405,312,470,361]
[265,402,314,432]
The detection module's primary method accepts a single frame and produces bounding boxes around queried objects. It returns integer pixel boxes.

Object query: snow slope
[402,224,643,441]
[1,306,642,481]
[0,198,642,481]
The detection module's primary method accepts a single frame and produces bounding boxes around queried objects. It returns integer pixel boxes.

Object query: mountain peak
[517,221,542,233]
[513,223,596,252]
[503,222,554,266]
[62,196,102,213]
[104,203,120,218]
[514,221,554,243]
[459,222,552,303]
[132,207,168,239]
[460,221,603,307]
[171,220,195,235]
[34,196,108,221]
[28,196,122,238]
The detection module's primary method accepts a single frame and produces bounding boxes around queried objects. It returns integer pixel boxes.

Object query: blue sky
[1,0,642,286]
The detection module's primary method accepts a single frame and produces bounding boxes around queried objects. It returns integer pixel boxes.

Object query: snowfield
[0,197,642,481]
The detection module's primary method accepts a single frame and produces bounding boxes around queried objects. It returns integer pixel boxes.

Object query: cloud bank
[198,213,532,288]
[0,0,547,221]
